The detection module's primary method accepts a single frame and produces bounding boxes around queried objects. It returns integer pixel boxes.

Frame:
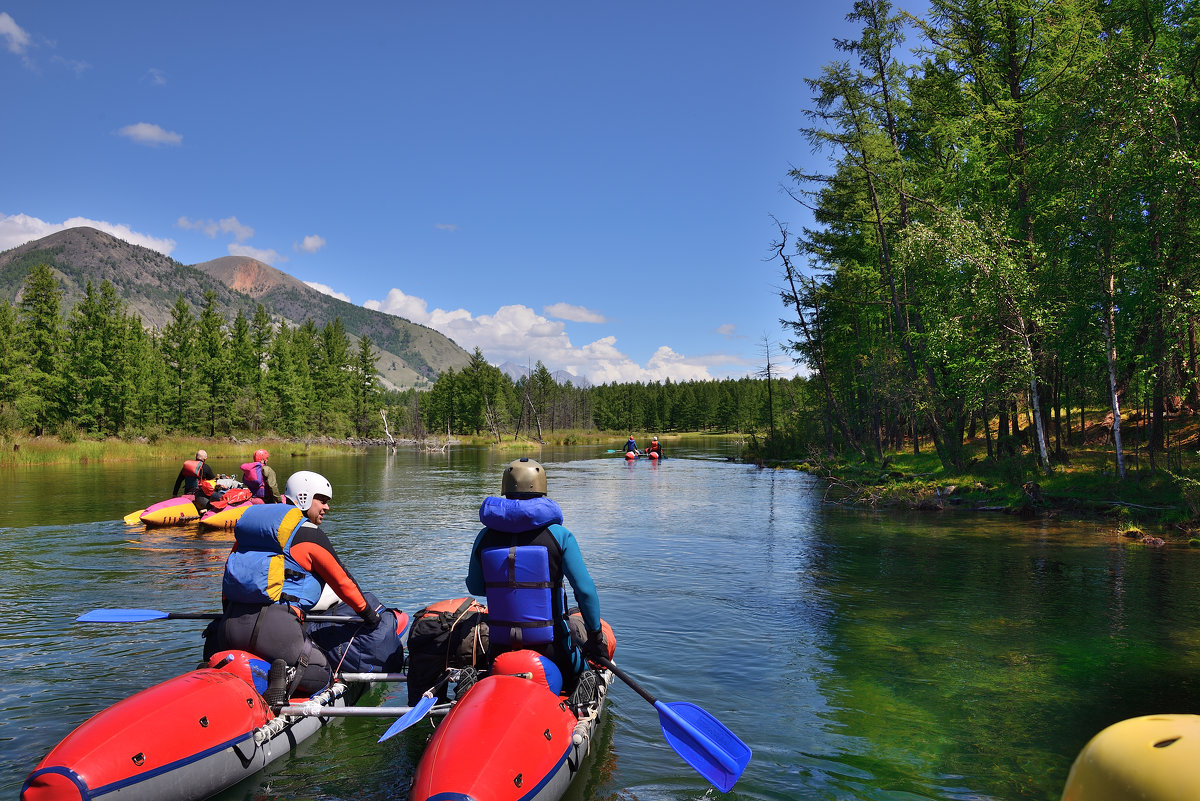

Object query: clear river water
[5,438,1200,800]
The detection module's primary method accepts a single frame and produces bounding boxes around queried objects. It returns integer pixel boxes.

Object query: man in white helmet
[206,470,396,701]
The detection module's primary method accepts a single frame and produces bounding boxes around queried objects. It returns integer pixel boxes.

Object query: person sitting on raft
[204,470,398,701]
[172,449,218,512]
[645,436,663,457]
[466,457,607,695]
[241,448,281,503]
[623,435,639,454]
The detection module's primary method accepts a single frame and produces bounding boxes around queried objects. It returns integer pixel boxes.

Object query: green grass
[771,415,1200,532]
[0,434,359,468]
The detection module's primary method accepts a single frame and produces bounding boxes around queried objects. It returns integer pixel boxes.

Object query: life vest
[222,504,323,608]
[182,459,216,496]
[241,461,265,498]
[479,529,571,650]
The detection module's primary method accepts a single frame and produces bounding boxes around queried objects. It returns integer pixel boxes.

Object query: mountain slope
[0,227,471,389]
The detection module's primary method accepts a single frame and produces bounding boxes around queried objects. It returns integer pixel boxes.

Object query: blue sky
[0,2,907,385]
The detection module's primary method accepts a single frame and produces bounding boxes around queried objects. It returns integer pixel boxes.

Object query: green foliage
[774,0,1200,480]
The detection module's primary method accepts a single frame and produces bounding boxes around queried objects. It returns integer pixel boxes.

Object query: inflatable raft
[20,655,364,801]
[196,489,263,531]
[136,495,200,527]
[21,607,411,801]
[1061,713,1200,801]
[407,648,614,801]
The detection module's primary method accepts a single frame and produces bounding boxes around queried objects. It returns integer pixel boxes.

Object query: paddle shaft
[170,612,362,623]
[337,672,407,683]
[593,654,657,705]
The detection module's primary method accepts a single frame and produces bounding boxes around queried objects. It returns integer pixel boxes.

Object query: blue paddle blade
[77,608,170,623]
[377,694,437,743]
[655,700,752,792]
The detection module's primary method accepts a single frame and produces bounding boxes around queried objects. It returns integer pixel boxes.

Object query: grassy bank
[759,413,1200,539]
[0,435,359,469]
[0,429,689,467]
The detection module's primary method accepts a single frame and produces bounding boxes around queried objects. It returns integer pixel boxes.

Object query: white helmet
[284,470,332,512]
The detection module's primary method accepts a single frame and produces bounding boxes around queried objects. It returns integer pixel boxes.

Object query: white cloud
[0,212,176,255]
[0,12,31,56]
[716,323,741,339]
[306,281,350,302]
[177,216,254,242]
[51,54,90,75]
[364,287,726,384]
[434,223,459,232]
[117,122,182,147]
[229,243,284,265]
[296,234,326,254]
[143,68,167,86]
[544,302,607,324]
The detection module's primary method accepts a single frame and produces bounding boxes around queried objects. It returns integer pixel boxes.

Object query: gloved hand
[582,629,608,664]
[360,605,381,628]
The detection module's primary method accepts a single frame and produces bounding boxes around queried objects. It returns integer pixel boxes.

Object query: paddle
[593,653,750,792]
[77,608,362,624]
[377,669,459,742]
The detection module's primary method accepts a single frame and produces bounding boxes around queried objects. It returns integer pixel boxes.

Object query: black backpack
[405,597,488,705]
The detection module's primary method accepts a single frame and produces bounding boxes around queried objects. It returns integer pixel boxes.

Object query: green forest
[773,0,1200,479]
[0,264,386,441]
[0,264,790,444]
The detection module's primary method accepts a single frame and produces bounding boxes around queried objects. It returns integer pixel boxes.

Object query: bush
[56,420,80,443]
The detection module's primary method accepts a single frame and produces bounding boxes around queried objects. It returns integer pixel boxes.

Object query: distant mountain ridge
[0,227,472,390]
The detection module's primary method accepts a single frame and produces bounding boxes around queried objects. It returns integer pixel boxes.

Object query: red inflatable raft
[408,668,612,801]
[20,603,408,801]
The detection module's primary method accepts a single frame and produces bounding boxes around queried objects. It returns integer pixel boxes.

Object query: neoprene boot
[264,658,289,711]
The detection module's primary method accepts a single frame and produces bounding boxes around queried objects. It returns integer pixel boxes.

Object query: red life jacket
[183,459,216,496]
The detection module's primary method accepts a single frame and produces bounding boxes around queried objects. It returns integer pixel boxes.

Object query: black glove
[582,629,608,664]
[360,605,381,628]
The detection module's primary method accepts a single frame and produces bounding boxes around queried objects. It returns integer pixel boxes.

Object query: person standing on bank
[172,449,217,512]
[208,470,386,698]
[466,457,607,692]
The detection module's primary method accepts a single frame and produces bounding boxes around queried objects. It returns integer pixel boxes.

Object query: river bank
[754,415,1200,541]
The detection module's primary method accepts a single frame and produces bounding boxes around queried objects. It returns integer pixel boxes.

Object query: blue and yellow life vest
[223,504,323,608]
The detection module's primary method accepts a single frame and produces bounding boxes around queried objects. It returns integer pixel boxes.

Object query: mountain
[497,361,590,388]
[0,227,472,390]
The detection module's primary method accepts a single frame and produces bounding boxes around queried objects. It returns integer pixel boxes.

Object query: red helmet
[254,449,269,462]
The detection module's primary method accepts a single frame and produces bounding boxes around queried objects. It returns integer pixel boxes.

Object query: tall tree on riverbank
[19,264,65,437]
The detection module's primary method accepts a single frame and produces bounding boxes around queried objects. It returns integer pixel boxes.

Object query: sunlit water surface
[5,440,1200,800]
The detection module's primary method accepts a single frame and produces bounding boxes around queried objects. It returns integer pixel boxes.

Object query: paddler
[205,470,398,701]
[466,457,608,697]
[645,435,663,457]
[623,435,639,454]
[241,448,281,503]
[171,449,217,511]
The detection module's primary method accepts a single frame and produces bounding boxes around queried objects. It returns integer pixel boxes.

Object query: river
[5,439,1200,800]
